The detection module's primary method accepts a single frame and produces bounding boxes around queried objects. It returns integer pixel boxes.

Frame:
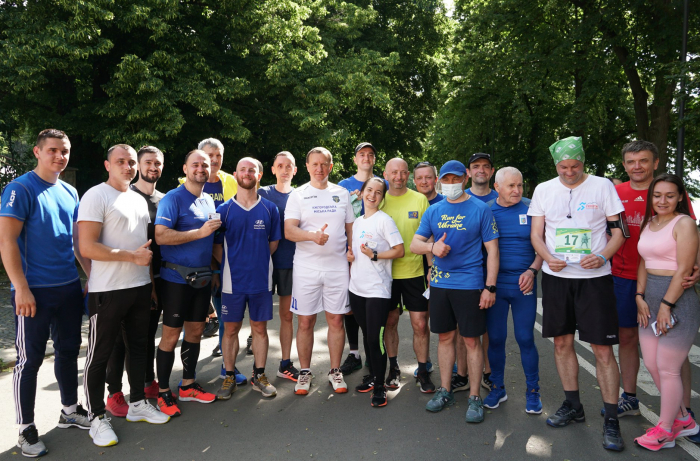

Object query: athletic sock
[417,362,427,373]
[156,348,175,389]
[254,366,265,377]
[180,383,195,390]
[301,368,311,374]
[604,402,618,421]
[389,356,398,370]
[624,392,636,398]
[180,340,201,380]
[345,314,359,351]
[63,404,77,415]
[678,412,691,422]
[280,359,291,368]
[564,390,581,410]
[350,350,360,359]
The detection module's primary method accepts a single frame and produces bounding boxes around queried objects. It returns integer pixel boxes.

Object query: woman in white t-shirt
[347,177,404,407]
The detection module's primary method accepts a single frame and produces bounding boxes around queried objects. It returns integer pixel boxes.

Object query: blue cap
[439,160,467,179]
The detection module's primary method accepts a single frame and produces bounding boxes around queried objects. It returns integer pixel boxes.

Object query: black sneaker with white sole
[451,374,469,393]
[355,374,374,393]
[386,367,401,389]
[339,353,362,375]
[547,400,586,427]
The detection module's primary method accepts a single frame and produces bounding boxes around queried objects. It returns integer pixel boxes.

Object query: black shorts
[429,286,485,337]
[160,279,211,328]
[541,272,619,345]
[272,268,293,297]
[390,276,429,312]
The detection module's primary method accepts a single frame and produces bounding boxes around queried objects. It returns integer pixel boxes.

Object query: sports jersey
[382,189,429,279]
[488,198,534,289]
[258,185,295,270]
[203,179,225,208]
[130,184,164,276]
[215,196,281,294]
[78,182,151,292]
[528,174,624,279]
[466,188,498,203]
[349,211,404,299]
[416,196,499,290]
[285,182,354,271]
[156,186,216,284]
[0,171,80,289]
[429,193,445,206]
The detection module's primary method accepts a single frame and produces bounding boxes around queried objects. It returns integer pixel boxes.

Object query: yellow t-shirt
[382,189,429,279]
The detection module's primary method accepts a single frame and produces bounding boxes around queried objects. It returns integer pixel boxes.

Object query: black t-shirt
[130,184,165,276]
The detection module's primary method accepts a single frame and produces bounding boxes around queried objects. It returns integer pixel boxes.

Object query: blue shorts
[613,276,638,328]
[221,291,273,323]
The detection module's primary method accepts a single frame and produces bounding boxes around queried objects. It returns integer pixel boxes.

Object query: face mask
[442,183,464,200]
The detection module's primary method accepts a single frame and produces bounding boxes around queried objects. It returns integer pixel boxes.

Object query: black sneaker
[481,372,492,390]
[416,370,435,393]
[211,345,222,357]
[202,319,219,337]
[602,418,625,451]
[277,361,300,382]
[339,353,362,375]
[371,385,387,407]
[386,366,401,389]
[547,400,586,427]
[451,374,469,393]
[245,335,253,355]
[356,374,374,393]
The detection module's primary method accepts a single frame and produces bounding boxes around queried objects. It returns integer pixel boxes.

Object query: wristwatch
[371,250,378,261]
[484,285,496,293]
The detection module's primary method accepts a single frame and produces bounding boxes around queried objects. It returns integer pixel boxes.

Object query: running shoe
[634,424,675,451]
[252,373,277,397]
[602,418,625,451]
[144,380,159,399]
[295,370,313,395]
[126,400,170,424]
[58,404,90,429]
[202,319,219,337]
[216,375,237,400]
[413,361,433,378]
[178,383,216,403]
[466,395,485,423]
[211,345,222,357]
[599,392,640,418]
[106,392,128,418]
[18,425,48,458]
[687,409,700,443]
[157,391,181,417]
[371,385,388,408]
[356,374,374,393]
[547,400,585,427]
[525,388,543,414]
[386,366,401,389]
[484,385,507,409]
[245,335,253,355]
[672,415,699,438]
[219,364,247,385]
[416,370,435,393]
[277,361,300,382]
[425,387,455,412]
[451,374,469,393]
[89,415,118,447]
[328,368,348,393]
[339,353,362,375]
[481,372,492,390]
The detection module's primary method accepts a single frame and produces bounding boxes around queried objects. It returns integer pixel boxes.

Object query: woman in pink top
[635,174,700,451]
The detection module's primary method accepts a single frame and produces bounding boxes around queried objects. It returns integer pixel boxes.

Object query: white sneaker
[126,400,170,424]
[89,415,118,447]
[294,370,313,395]
[328,368,348,394]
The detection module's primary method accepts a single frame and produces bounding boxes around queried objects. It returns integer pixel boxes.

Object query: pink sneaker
[144,380,159,399]
[672,416,700,438]
[634,424,676,451]
[106,391,128,418]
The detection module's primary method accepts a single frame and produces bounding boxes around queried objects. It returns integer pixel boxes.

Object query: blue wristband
[595,254,607,265]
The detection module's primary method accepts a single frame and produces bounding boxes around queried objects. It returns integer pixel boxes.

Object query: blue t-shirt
[429,193,445,206]
[203,180,225,208]
[156,186,216,284]
[0,172,80,289]
[258,185,295,270]
[466,188,498,203]
[487,198,534,289]
[416,197,499,290]
[215,197,282,294]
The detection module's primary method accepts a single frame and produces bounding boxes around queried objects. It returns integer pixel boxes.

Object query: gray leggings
[644,274,700,343]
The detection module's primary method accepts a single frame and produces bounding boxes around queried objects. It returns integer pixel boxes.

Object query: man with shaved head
[382,158,434,393]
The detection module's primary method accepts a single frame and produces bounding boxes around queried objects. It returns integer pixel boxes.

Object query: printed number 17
[564,235,578,246]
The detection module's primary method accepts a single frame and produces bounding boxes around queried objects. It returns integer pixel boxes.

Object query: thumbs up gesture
[347,246,355,263]
[431,233,451,258]
[311,223,330,246]
[132,239,153,266]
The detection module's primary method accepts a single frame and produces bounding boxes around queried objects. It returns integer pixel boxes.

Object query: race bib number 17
[554,228,592,262]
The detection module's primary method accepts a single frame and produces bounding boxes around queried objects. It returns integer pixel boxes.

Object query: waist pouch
[162,261,212,288]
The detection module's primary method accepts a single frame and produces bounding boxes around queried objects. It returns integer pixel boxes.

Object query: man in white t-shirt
[528,137,626,452]
[284,147,355,395]
[78,144,170,448]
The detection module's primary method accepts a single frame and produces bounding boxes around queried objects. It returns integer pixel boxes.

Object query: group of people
[1,129,699,457]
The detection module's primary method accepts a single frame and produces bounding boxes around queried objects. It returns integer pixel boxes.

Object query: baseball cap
[468,152,493,166]
[438,160,467,179]
[354,142,376,155]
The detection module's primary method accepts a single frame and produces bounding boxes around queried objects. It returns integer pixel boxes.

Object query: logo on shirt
[254,219,266,230]
[359,230,374,240]
[5,190,15,208]
[634,196,644,202]
[304,195,317,199]
[576,202,599,211]
[332,196,340,203]
[408,211,418,219]
[491,217,499,234]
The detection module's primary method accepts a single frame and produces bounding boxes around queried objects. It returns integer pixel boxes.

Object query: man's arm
[410,233,433,256]
[155,220,220,246]
[530,215,567,272]
[580,215,624,270]
[345,222,353,250]
[0,217,36,317]
[479,239,499,309]
[284,219,328,245]
[73,223,91,278]
[79,221,152,266]
[270,240,279,255]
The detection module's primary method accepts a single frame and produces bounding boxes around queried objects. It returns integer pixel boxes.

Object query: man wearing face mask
[410,160,499,423]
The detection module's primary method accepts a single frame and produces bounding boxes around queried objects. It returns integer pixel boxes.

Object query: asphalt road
[2,296,700,461]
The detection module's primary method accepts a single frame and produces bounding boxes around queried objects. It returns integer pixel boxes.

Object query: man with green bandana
[528,137,627,452]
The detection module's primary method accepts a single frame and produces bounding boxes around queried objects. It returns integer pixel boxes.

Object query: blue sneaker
[466,395,485,423]
[686,409,700,443]
[425,387,455,412]
[219,364,248,385]
[483,385,507,409]
[526,388,542,414]
[599,392,639,417]
[413,361,433,378]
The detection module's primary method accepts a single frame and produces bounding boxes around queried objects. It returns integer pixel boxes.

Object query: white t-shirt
[78,183,151,292]
[528,174,624,279]
[349,211,404,299]
[285,182,355,272]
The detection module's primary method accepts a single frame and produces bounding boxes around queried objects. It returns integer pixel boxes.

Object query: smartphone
[651,313,678,336]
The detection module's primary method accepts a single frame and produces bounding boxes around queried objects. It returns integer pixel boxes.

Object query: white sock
[19,423,35,434]
[350,350,360,359]
[62,404,77,415]
[678,412,691,422]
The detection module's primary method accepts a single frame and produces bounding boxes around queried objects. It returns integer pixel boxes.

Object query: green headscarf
[549,137,585,165]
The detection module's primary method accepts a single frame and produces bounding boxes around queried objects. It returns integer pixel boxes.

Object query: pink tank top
[637,214,686,271]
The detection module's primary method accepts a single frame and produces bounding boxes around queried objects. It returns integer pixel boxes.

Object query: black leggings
[349,292,391,387]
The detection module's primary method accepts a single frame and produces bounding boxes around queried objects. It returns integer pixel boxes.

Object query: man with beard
[154,150,221,417]
[214,158,281,399]
[105,146,165,417]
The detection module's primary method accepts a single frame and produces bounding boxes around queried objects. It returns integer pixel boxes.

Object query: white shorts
[291,267,350,316]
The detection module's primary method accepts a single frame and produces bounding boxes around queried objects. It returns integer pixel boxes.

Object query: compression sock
[180,340,201,380]
[156,348,175,390]
[345,314,360,351]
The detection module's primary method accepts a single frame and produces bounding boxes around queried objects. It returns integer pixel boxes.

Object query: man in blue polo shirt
[214,157,282,399]
[0,129,91,457]
[410,160,499,424]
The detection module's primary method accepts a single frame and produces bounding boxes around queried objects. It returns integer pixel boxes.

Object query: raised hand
[431,233,451,258]
[132,240,153,266]
[199,219,222,238]
[311,223,329,246]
